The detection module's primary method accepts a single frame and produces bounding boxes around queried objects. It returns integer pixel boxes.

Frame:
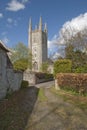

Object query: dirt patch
[0,87,39,130]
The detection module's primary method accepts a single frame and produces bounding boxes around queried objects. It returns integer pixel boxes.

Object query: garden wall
[0,69,23,100]
[7,69,23,91]
[23,70,53,85]
[56,73,87,93]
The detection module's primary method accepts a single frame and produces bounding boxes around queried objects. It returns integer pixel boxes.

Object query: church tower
[28,17,48,72]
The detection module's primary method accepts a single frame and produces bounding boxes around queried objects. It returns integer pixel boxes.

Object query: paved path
[25,82,87,130]
[36,80,55,88]
[0,81,87,130]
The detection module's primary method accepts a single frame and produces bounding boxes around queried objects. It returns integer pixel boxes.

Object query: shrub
[21,80,29,88]
[74,65,87,73]
[45,73,53,79]
[5,88,13,99]
[36,72,53,80]
[54,59,72,77]
[40,62,49,73]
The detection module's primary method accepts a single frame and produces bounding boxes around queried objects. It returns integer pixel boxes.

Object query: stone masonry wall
[0,50,8,99]
[23,71,53,85]
[23,71,36,85]
[0,50,23,99]
[7,69,23,92]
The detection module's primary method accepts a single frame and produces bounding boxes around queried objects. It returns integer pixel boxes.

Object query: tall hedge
[56,73,87,94]
[54,59,72,77]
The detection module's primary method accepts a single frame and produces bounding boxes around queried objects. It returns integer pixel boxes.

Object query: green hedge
[74,65,87,73]
[36,72,53,79]
[54,59,72,77]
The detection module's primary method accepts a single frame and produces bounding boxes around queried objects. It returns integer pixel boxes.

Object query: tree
[10,43,29,62]
[59,25,87,72]
[59,24,87,51]
[65,43,87,71]
[10,42,32,71]
[40,62,49,73]
[54,59,72,77]
[13,58,28,71]
[65,44,74,60]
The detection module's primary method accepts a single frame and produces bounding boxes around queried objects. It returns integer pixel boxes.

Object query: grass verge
[38,88,47,102]
[50,87,87,110]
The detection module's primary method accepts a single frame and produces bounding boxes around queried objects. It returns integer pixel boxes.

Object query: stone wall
[0,49,23,99]
[23,71,36,85]
[0,80,8,100]
[0,68,23,99]
[56,73,87,93]
[0,49,8,99]
[7,69,23,91]
[23,70,53,85]
[48,64,53,74]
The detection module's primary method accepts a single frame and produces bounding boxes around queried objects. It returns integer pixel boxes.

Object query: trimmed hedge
[35,72,53,83]
[56,73,87,94]
[36,72,53,80]
[54,59,72,77]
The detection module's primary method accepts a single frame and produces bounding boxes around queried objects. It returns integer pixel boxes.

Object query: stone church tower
[28,17,48,72]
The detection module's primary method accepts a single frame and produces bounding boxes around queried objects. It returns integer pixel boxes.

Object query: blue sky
[0,0,87,56]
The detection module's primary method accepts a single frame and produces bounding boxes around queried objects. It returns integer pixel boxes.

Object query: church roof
[0,40,9,52]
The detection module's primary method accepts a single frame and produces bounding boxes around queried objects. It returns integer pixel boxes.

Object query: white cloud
[47,35,58,49]
[52,52,61,60]
[22,0,29,3]
[7,18,18,27]
[0,13,3,18]
[1,32,7,36]
[6,0,25,11]
[48,40,59,58]
[7,18,13,23]
[64,13,87,32]
[48,12,87,59]
[58,12,87,45]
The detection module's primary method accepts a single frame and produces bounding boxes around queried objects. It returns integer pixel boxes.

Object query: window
[33,62,38,71]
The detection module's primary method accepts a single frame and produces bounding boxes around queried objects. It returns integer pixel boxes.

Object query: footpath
[0,81,87,130]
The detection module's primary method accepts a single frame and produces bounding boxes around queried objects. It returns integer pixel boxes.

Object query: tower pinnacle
[44,23,47,33]
[29,17,32,32]
[28,17,32,50]
[39,16,42,30]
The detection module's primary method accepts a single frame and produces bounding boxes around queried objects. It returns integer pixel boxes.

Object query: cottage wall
[0,49,8,99]
[0,44,23,99]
